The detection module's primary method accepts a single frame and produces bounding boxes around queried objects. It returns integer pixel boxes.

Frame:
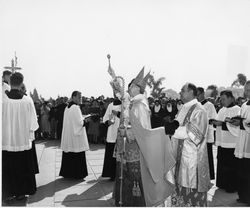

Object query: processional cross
[4,52,22,73]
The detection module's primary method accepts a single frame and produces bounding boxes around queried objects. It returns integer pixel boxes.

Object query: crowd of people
[32,95,121,143]
[2,68,250,207]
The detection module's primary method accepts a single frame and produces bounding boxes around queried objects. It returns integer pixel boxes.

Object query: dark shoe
[236,198,247,204]
[4,196,16,203]
[16,195,26,200]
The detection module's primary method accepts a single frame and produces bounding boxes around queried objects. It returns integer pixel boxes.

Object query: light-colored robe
[129,94,175,206]
[102,102,121,143]
[2,95,39,151]
[234,102,250,159]
[61,104,89,152]
[170,99,211,192]
[215,105,240,148]
[203,101,217,143]
[2,82,10,99]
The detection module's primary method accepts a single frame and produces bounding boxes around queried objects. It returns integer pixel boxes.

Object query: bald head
[180,83,197,103]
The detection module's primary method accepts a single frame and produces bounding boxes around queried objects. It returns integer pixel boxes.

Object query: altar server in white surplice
[2,72,38,203]
[101,92,121,180]
[59,91,90,179]
[212,90,240,193]
[231,81,250,206]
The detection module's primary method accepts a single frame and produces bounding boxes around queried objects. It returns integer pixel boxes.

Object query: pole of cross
[107,54,126,206]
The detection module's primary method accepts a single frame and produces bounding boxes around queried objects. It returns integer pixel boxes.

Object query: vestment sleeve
[186,109,208,146]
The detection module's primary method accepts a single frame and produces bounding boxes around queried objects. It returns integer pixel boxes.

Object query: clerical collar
[226,102,235,108]
[7,89,23,99]
[68,101,77,108]
[201,99,208,105]
[183,98,198,108]
[113,99,121,106]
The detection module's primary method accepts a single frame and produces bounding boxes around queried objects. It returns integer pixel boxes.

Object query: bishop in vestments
[114,68,175,207]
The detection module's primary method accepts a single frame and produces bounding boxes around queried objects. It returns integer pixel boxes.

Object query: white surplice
[61,104,89,152]
[102,102,121,143]
[2,95,39,151]
[215,106,241,148]
[234,102,250,159]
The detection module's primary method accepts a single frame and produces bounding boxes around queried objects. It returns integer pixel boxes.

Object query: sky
[1,0,250,99]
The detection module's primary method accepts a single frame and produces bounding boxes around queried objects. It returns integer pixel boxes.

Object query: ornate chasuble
[174,104,197,184]
[171,102,211,193]
[130,109,175,206]
[128,94,175,206]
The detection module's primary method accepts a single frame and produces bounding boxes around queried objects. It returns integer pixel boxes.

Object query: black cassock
[216,121,238,192]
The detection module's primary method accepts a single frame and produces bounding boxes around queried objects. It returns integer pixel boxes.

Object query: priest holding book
[59,91,90,179]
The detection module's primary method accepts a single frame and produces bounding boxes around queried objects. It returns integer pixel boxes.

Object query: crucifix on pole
[4,52,22,73]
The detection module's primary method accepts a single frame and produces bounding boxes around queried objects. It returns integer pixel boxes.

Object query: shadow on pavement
[28,177,83,203]
[208,188,244,207]
[61,181,114,207]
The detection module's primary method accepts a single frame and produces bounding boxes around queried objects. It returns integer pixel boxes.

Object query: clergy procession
[2,56,250,207]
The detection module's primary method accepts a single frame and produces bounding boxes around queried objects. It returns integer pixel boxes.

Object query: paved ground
[3,140,247,207]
